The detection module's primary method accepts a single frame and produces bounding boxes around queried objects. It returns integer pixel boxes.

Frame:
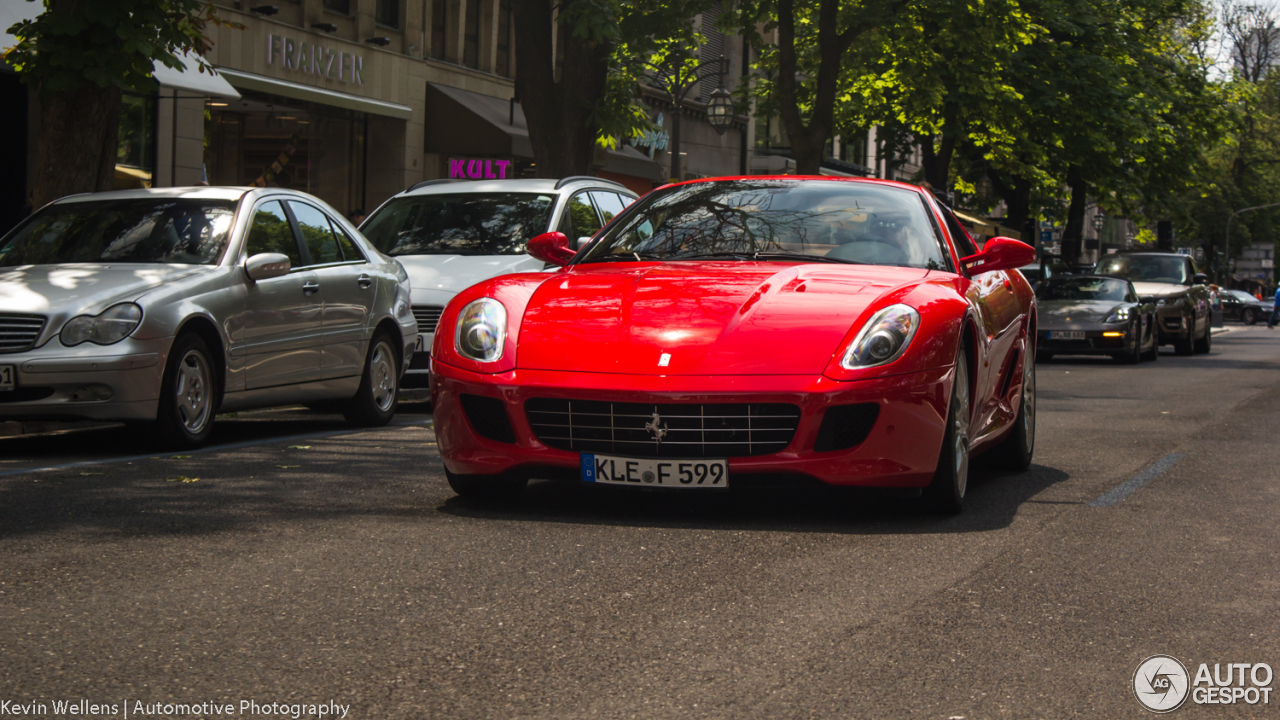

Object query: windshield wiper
[581,251,664,263]
[673,251,862,264]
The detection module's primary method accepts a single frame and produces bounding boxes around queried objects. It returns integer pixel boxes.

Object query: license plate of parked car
[1050,331,1085,340]
[0,365,14,391]
[582,454,728,488]
[414,335,425,353]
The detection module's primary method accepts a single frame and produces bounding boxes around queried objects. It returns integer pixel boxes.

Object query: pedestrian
[348,209,366,226]
[1209,284,1224,328]
[1269,285,1280,329]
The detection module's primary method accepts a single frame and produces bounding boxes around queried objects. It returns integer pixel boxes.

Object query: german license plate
[0,364,14,391]
[582,453,728,488]
[1050,331,1085,340]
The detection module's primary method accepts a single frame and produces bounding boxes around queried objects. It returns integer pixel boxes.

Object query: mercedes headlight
[60,303,143,347]
[841,304,920,369]
[455,298,507,362]
[1105,307,1132,323]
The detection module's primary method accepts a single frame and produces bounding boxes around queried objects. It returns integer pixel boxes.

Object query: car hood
[1130,281,1189,298]
[397,254,544,295]
[515,262,931,375]
[0,264,210,317]
[1037,299,1122,324]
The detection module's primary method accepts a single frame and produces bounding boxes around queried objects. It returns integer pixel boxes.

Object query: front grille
[412,305,445,335]
[525,398,801,458]
[0,314,45,353]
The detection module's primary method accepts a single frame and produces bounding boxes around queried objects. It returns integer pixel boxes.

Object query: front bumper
[430,360,954,489]
[0,336,172,421]
[1037,327,1131,355]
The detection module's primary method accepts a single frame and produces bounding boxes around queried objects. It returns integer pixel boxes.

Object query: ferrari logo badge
[645,411,669,451]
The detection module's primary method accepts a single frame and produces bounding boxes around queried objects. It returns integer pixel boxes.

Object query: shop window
[246,201,302,266]
[496,0,512,77]
[289,201,343,265]
[376,0,400,28]
[463,0,480,69]
[323,0,351,13]
[431,0,448,60]
[115,93,155,190]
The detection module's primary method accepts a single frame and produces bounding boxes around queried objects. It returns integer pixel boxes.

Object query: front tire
[344,331,398,427]
[155,333,217,449]
[1244,308,1257,325]
[923,349,971,514]
[1194,317,1212,354]
[1174,317,1195,356]
[987,345,1036,471]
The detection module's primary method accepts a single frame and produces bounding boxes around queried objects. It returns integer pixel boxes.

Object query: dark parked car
[1094,252,1211,356]
[1036,276,1157,363]
[1218,289,1275,325]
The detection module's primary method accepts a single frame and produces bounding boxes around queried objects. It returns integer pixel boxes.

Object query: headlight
[60,303,143,347]
[1156,296,1185,308]
[841,304,920,369]
[1105,307,1132,323]
[455,298,507,362]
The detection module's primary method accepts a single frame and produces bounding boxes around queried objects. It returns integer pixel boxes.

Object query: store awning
[2,4,237,97]
[217,67,413,120]
[426,82,664,181]
[153,52,239,98]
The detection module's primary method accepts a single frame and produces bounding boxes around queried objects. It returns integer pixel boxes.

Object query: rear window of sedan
[0,199,237,266]
[361,192,555,257]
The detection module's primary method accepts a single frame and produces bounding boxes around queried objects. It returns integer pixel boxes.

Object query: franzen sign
[267,34,364,85]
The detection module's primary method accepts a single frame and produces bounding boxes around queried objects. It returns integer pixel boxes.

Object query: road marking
[1089,452,1184,507]
[0,419,434,479]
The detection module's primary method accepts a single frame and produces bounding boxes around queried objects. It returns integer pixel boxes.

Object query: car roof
[656,174,930,194]
[399,177,633,198]
[53,187,253,204]
[1107,251,1189,258]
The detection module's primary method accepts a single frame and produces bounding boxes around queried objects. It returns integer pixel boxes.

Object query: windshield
[1096,255,1189,285]
[577,179,949,269]
[1036,277,1130,302]
[0,199,237,266]
[360,192,556,256]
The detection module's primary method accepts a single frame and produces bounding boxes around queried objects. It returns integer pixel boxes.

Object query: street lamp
[644,55,732,182]
[1093,210,1105,235]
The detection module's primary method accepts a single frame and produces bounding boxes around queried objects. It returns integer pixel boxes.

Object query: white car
[358,176,639,386]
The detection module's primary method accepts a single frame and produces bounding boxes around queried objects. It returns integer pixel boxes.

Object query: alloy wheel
[953,354,971,498]
[174,350,212,434]
[370,340,396,413]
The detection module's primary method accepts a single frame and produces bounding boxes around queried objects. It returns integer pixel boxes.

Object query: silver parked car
[0,187,417,447]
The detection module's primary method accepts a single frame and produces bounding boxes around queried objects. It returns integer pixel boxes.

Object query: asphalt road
[1,325,1277,719]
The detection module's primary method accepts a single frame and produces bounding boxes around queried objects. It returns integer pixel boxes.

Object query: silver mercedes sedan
[0,187,418,447]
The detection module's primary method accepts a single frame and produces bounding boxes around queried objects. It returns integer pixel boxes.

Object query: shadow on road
[436,462,1070,536]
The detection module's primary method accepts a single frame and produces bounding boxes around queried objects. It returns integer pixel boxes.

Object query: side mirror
[1193,273,1209,285]
[576,236,592,249]
[527,231,576,266]
[959,236,1036,275]
[245,252,291,281]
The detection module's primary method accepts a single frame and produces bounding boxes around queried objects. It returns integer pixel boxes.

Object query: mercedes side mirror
[245,252,291,281]
[960,236,1036,275]
[527,231,576,266]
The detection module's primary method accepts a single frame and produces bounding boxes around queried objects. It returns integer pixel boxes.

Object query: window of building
[376,0,399,28]
[322,0,351,13]
[115,93,155,190]
[496,0,512,77]
[430,0,448,60]
[841,130,869,167]
[463,0,481,69]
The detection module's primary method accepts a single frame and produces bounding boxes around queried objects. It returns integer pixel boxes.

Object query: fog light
[70,384,114,402]
[1102,332,1124,337]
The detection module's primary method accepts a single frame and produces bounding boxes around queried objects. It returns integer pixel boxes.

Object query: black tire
[986,345,1036,471]
[1194,317,1212,354]
[1123,325,1142,364]
[922,349,971,514]
[1244,308,1257,325]
[344,330,399,427]
[445,467,527,502]
[1038,351,1053,363]
[155,332,218,449]
[1142,320,1159,361]
[1174,317,1195,356]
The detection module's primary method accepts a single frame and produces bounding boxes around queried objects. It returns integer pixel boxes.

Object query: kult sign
[449,157,514,180]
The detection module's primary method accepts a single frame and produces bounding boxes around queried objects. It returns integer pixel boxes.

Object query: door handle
[357,274,373,289]
[303,281,320,295]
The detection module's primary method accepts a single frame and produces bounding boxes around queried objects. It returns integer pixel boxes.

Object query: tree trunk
[1061,165,1087,267]
[512,0,611,178]
[33,83,121,209]
[986,167,1032,236]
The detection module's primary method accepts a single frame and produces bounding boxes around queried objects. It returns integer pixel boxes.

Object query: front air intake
[813,403,880,452]
[460,394,516,444]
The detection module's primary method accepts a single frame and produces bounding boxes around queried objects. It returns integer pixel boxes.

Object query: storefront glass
[115,93,156,190]
[204,91,367,216]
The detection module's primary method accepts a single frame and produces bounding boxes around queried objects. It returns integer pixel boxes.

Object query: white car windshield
[361,192,555,256]
[0,199,237,266]
[577,179,950,270]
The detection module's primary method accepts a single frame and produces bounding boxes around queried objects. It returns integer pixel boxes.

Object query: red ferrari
[430,177,1037,512]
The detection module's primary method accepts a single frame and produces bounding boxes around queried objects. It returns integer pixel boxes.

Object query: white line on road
[0,419,434,480]
[1088,452,1184,507]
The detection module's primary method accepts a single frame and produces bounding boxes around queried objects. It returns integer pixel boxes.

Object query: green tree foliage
[4,0,240,207]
